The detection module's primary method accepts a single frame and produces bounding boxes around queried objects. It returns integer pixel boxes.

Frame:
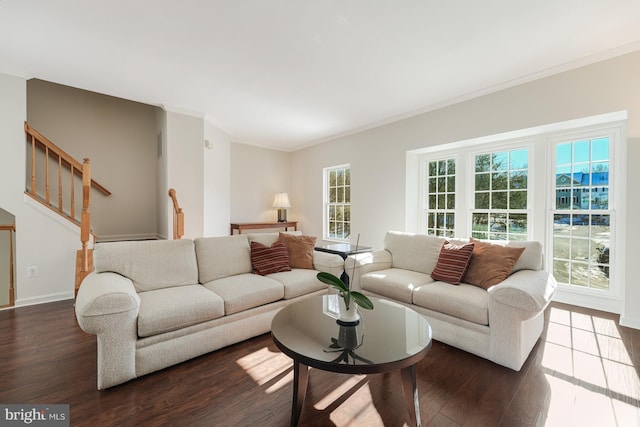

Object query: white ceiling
[1,1,640,151]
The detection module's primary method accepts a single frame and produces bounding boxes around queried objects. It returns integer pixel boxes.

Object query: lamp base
[277,209,287,222]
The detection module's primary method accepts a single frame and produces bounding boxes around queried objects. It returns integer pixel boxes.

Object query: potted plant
[316,271,374,320]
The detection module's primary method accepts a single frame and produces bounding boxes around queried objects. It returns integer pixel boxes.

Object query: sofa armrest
[488,269,557,314]
[74,271,140,390]
[75,271,140,324]
[345,250,393,291]
[312,250,345,278]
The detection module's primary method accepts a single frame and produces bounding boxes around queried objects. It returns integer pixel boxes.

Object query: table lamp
[273,192,291,222]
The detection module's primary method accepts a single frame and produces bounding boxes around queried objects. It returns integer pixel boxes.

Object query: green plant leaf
[316,272,348,293]
[350,291,374,310]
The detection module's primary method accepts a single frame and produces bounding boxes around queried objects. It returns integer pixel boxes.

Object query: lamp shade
[273,192,291,208]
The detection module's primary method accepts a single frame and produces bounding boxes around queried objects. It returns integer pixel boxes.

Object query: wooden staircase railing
[168,188,184,239]
[24,122,111,225]
[23,122,110,297]
[0,223,15,308]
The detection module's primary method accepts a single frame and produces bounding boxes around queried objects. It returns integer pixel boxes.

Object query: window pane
[475,192,489,209]
[492,191,507,209]
[492,152,508,171]
[472,213,488,232]
[429,177,437,193]
[345,169,351,185]
[509,190,527,209]
[345,186,351,203]
[428,194,436,209]
[437,194,445,209]
[574,141,590,163]
[329,170,337,186]
[557,143,572,165]
[592,138,609,162]
[447,159,456,174]
[437,177,446,192]
[510,171,527,189]
[438,160,447,175]
[475,173,490,191]
[330,188,336,203]
[476,154,490,172]
[446,194,455,209]
[510,213,527,233]
[344,206,351,221]
[491,172,508,190]
[510,149,528,170]
[337,187,344,203]
[337,169,344,186]
[428,161,437,176]
[447,175,455,192]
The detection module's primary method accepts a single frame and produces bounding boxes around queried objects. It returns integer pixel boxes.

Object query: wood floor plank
[1,300,638,426]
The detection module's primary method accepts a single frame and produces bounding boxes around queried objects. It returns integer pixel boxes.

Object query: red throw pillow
[250,241,291,275]
[431,241,475,285]
[462,238,526,289]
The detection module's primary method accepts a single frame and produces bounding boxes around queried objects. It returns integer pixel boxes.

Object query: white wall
[203,121,231,236]
[0,73,79,306]
[290,50,640,327]
[165,111,205,239]
[27,79,160,241]
[230,143,292,225]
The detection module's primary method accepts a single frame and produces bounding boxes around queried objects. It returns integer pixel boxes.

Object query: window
[424,158,456,237]
[415,112,625,312]
[324,165,351,241]
[471,148,529,241]
[552,135,612,291]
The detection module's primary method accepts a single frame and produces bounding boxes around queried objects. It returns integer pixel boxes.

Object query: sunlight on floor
[235,347,292,393]
[542,307,640,426]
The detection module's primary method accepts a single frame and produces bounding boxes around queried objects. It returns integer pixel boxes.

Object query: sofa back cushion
[383,231,447,274]
[472,239,543,272]
[195,235,252,283]
[245,231,302,247]
[94,239,199,292]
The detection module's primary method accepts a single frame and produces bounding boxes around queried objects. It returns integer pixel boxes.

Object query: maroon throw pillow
[250,241,291,276]
[431,241,475,285]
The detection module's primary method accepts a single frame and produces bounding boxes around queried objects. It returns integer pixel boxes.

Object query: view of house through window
[552,136,611,291]
[418,116,623,305]
[324,165,351,241]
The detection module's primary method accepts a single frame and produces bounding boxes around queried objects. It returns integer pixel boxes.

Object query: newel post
[81,158,91,272]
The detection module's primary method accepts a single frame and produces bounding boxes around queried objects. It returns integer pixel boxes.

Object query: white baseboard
[14,292,74,308]
[552,289,623,315]
[620,314,640,330]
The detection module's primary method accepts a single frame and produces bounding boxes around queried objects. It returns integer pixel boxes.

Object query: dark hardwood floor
[1,300,639,426]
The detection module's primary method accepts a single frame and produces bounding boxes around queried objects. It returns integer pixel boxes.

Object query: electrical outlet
[26,265,38,278]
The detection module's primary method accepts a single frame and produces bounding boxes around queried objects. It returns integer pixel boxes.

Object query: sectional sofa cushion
[137,285,225,337]
[278,232,316,269]
[361,268,434,303]
[94,239,199,292]
[430,241,475,285]
[266,268,326,299]
[203,273,284,315]
[412,281,489,325]
[464,239,525,289]
[250,241,291,275]
[195,235,252,282]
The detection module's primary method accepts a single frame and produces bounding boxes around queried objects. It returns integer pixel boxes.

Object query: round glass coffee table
[271,295,432,427]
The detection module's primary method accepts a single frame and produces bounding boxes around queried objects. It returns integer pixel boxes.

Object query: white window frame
[547,124,624,307]
[420,155,460,237]
[323,164,351,243]
[415,112,627,313]
[466,141,535,241]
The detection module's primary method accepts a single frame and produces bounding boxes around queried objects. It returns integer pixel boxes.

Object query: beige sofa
[75,232,343,389]
[346,231,557,371]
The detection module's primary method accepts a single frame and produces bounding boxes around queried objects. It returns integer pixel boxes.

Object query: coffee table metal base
[289,360,422,427]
